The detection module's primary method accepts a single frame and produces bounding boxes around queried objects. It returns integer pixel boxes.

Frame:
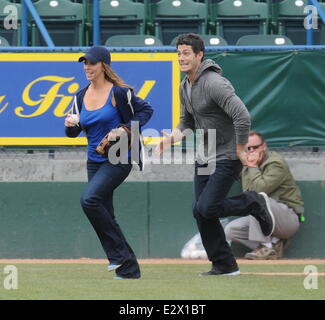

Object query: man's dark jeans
[80,160,140,278]
[193,160,261,270]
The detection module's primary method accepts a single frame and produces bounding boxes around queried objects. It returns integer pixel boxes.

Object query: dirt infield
[1,258,324,276]
[0,258,325,265]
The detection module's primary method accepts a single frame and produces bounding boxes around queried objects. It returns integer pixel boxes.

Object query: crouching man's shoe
[245,245,278,260]
[273,239,289,259]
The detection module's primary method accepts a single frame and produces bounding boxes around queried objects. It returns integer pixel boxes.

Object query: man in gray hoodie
[156,33,275,276]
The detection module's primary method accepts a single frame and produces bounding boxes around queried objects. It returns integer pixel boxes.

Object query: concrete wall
[0,147,324,259]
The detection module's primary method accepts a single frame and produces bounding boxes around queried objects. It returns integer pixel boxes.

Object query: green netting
[205,50,325,147]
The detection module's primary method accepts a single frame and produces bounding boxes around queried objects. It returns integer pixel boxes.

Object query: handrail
[1,46,325,53]
[21,0,28,46]
[309,0,325,22]
[22,0,54,47]
[92,0,100,46]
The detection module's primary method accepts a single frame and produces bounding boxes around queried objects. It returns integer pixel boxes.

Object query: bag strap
[126,89,134,115]
[73,95,79,116]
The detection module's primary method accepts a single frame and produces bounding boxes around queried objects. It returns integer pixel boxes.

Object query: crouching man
[224,131,304,259]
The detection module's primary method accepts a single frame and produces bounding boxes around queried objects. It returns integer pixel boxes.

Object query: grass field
[0,259,324,300]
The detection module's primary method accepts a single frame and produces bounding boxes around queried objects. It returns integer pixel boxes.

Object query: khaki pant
[224,196,300,250]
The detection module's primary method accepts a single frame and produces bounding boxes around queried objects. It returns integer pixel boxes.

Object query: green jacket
[241,151,304,214]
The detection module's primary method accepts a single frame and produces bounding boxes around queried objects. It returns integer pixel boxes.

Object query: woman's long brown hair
[102,62,131,88]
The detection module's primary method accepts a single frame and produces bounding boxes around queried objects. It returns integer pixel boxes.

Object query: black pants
[193,160,262,270]
[80,160,140,278]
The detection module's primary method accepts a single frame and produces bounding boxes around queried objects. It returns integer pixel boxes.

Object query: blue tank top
[80,89,122,162]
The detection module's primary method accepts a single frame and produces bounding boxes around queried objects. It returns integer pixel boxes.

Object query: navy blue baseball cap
[78,46,111,65]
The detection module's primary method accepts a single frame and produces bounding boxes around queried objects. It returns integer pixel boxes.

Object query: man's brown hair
[249,131,265,143]
[176,33,205,61]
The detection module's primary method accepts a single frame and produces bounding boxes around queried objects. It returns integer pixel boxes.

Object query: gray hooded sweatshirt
[177,59,251,163]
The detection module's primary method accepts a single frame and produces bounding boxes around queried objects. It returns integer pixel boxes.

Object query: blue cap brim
[78,54,98,63]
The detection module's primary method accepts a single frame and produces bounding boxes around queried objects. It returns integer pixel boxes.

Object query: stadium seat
[236,34,293,46]
[151,0,208,45]
[31,0,84,46]
[275,0,325,45]
[0,35,10,46]
[210,0,269,45]
[0,0,21,45]
[99,0,146,45]
[170,34,228,46]
[105,34,163,47]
